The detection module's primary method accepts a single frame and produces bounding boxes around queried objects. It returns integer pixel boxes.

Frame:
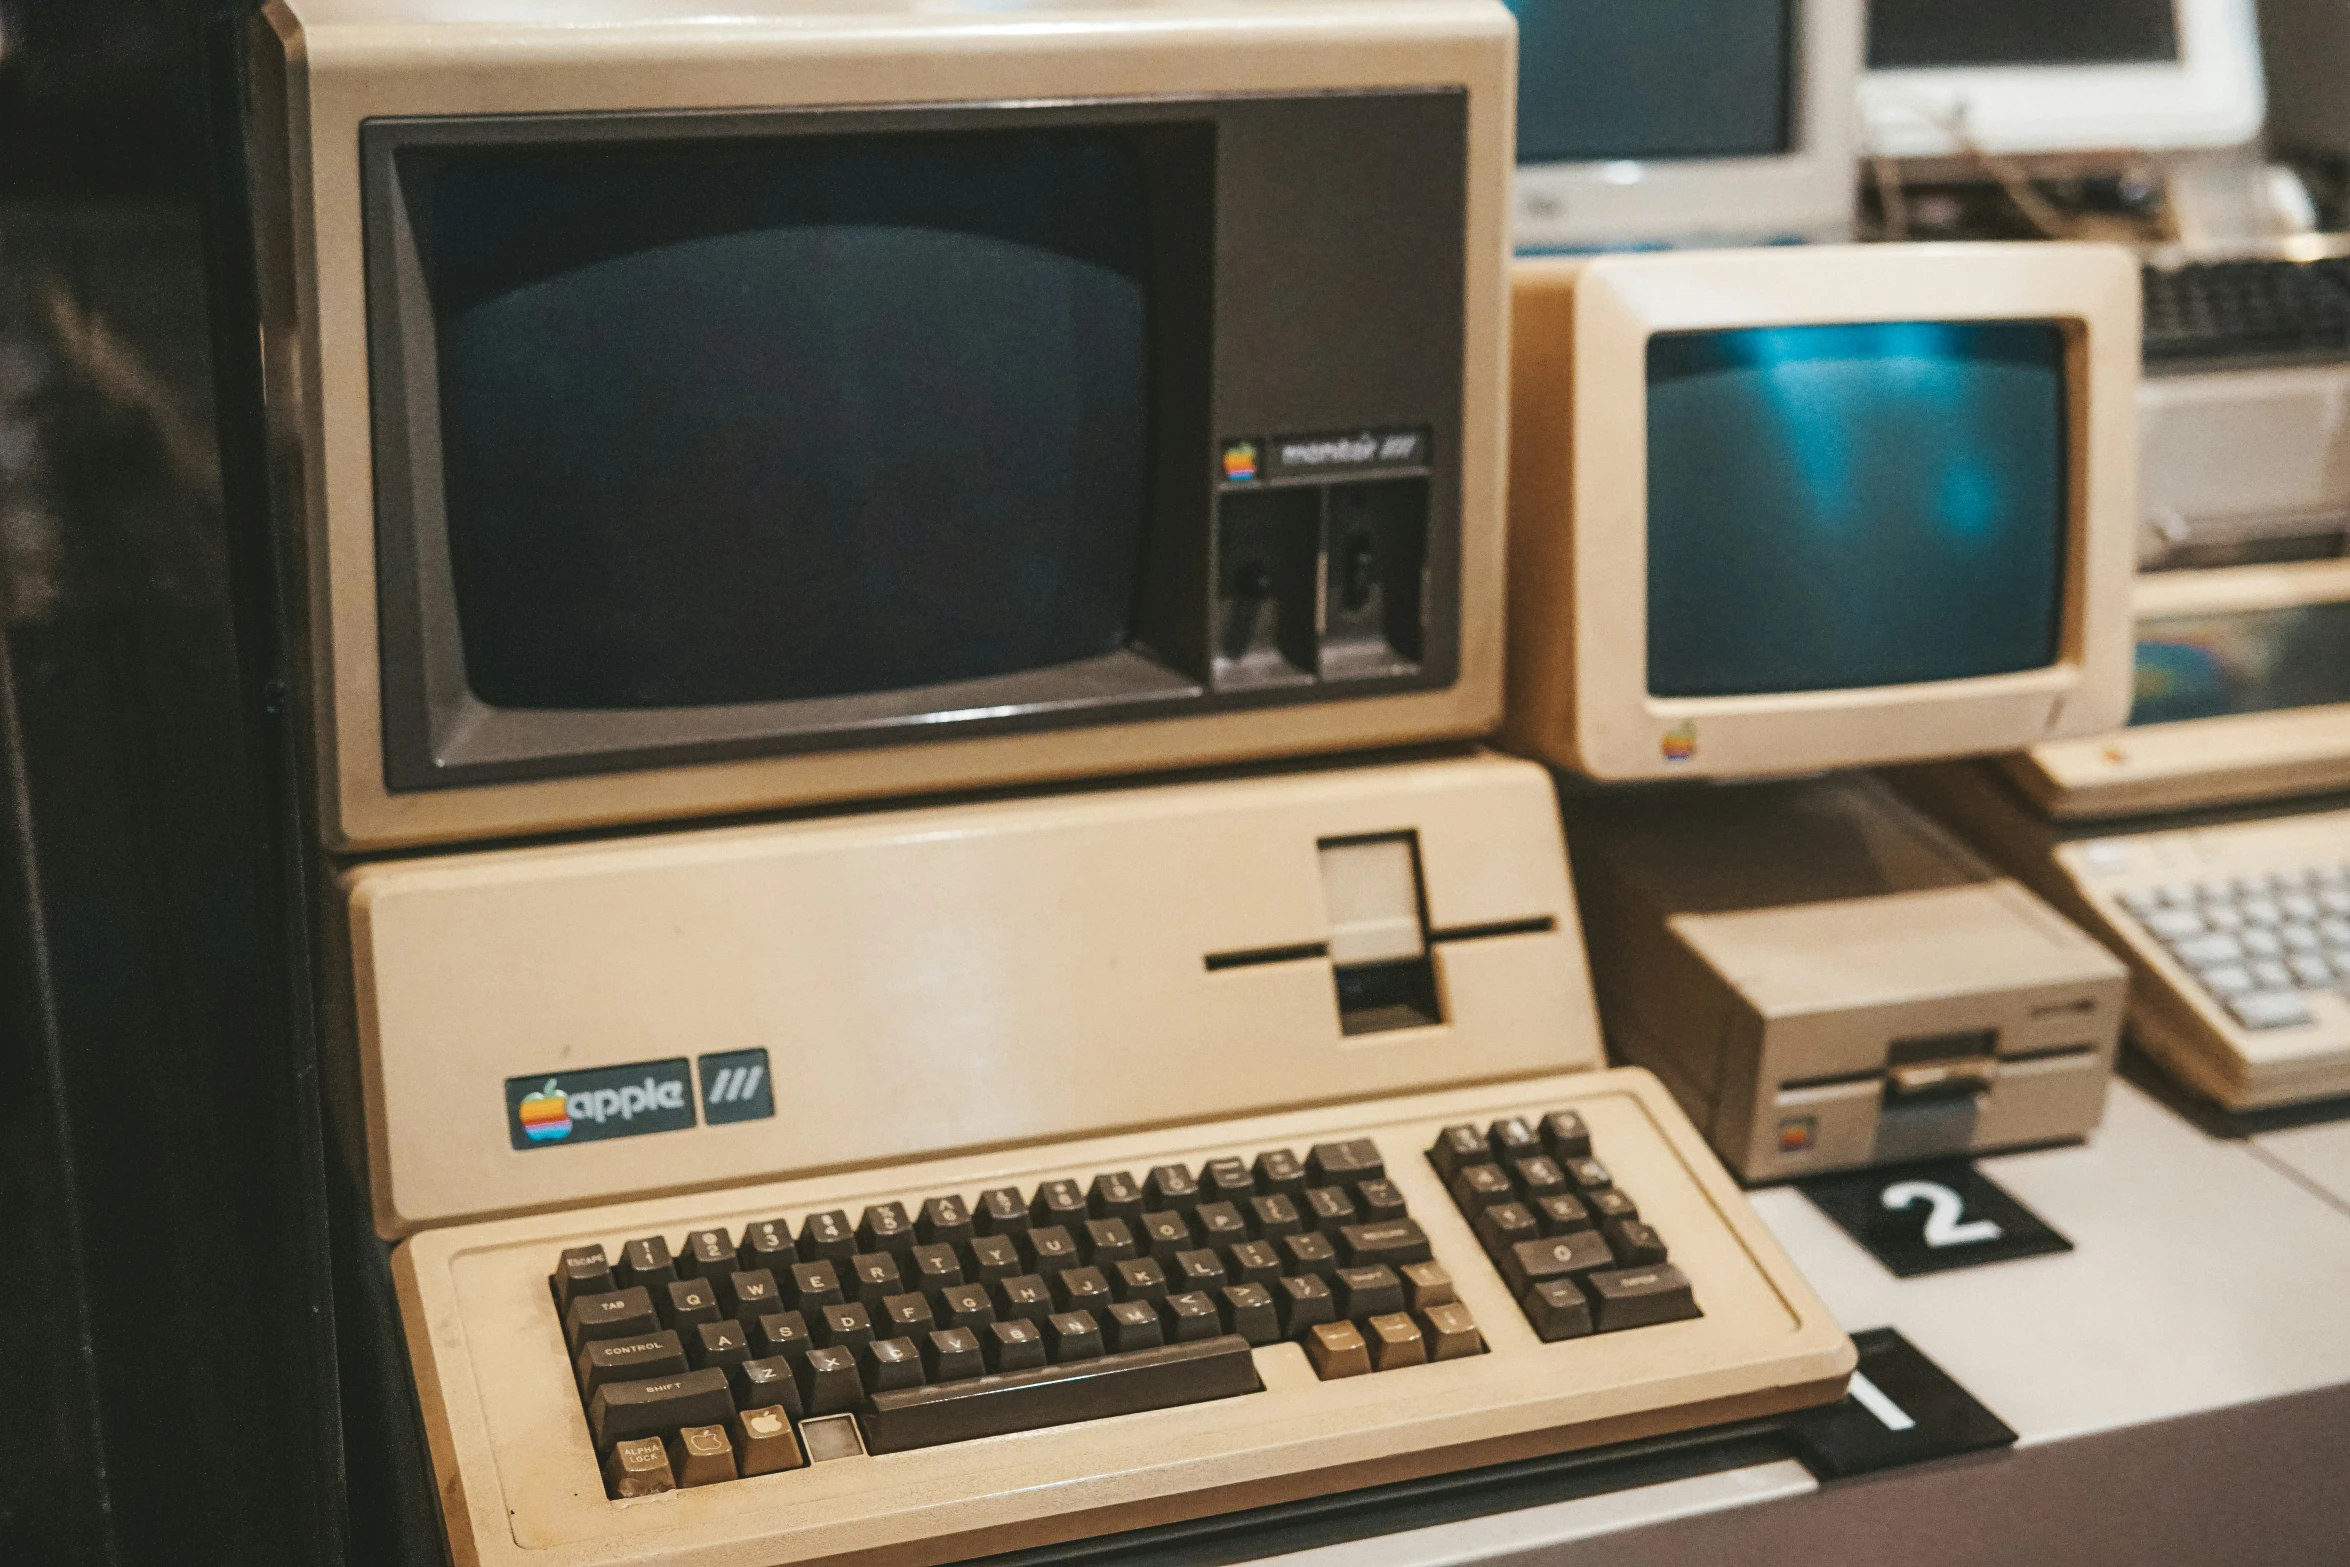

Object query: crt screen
[2131,598,2350,726]
[1868,0,2181,69]
[1645,322,2069,699]
[1510,0,1791,164]
[420,132,1150,710]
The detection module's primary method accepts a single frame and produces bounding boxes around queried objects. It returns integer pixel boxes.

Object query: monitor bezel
[1505,243,2139,782]
[1858,0,2264,159]
[1511,0,1864,251]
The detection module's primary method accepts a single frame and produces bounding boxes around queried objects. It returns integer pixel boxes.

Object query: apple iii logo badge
[698,1049,776,1125]
[503,1059,696,1150]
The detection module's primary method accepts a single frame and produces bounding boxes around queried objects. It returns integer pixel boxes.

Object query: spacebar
[856,1335,1263,1454]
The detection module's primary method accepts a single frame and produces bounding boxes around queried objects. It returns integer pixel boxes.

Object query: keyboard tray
[395,1067,1853,1567]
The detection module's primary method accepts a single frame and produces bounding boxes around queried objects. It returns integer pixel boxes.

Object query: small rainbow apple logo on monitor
[1222,442,1259,483]
[1661,721,1698,763]
[518,1080,573,1142]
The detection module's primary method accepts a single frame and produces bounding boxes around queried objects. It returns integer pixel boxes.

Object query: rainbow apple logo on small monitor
[1222,442,1259,483]
[518,1079,573,1142]
[1661,721,1698,763]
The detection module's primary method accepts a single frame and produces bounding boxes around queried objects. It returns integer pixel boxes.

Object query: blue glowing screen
[1645,321,2069,698]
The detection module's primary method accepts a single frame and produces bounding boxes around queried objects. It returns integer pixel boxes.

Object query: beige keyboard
[2058,804,2350,1109]
[396,1067,1852,1567]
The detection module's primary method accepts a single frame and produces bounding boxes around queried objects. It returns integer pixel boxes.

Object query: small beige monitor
[1505,243,2141,782]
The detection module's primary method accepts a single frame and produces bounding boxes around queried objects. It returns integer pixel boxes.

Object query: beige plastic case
[341,753,1599,1237]
[395,1068,1855,1567]
[247,0,1516,852]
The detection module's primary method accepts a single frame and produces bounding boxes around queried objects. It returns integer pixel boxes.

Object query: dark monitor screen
[1510,0,1792,164]
[422,133,1150,710]
[2131,599,2350,726]
[1868,0,2181,69]
[1645,321,2069,699]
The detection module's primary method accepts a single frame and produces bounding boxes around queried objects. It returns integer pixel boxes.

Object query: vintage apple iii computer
[1505,244,2142,1182]
[244,3,1852,1563]
[1509,0,1864,251]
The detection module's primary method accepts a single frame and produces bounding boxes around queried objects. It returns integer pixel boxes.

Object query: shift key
[588,1367,735,1453]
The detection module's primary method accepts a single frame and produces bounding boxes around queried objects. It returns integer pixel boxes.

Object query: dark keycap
[1047,1310,1105,1363]
[966,1234,1022,1283]
[1448,1164,1516,1212]
[1138,1211,1193,1260]
[1473,1202,1541,1258]
[1303,1186,1357,1234]
[1540,1110,1591,1160]
[1216,1283,1280,1344]
[923,1327,986,1383]
[1144,1164,1202,1213]
[795,1344,865,1414]
[616,1237,677,1294]
[907,1243,964,1299]
[1337,1217,1432,1269]
[553,1245,616,1311]
[1171,1249,1227,1293]
[1588,1265,1700,1332]
[975,1186,1030,1238]
[1252,1148,1307,1196]
[1192,1202,1249,1246]
[1247,1194,1303,1240]
[1051,1266,1115,1317]
[1115,1257,1170,1303]
[818,1302,874,1350]
[1197,1157,1256,1204]
[1089,1172,1145,1225]
[1588,1190,1638,1224]
[916,1195,973,1250]
[1535,1194,1592,1234]
[879,1292,936,1338]
[1355,1180,1408,1223]
[1276,1273,1336,1338]
[678,1228,735,1280]
[576,1329,687,1395]
[1523,1278,1593,1341]
[588,1367,736,1452]
[1333,1265,1405,1321]
[566,1287,661,1354]
[720,1268,781,1324]
[729,1354,802,1416]
[1306,1139,1384,1188]
[1081,1218,1138,1267]
[856,1334,1261,1454]
[1225,1240,1283,1288]
[936,1283,996,1332]
[796,1210,856,1262]
[1279,1231,1340,1280]
[1427,1124,1491,1183]
[1605,1219,1668,1267]
[1104,1299,1166,1353]
[1020,1225,1081,1275]
[754,1311,813,1361]
[1563,1158,1613,1194]
[661,1278,721,1333]
[1488,1116,1542,1161]
[1499,1232,1615,1300]
[692,1319,751,1372]
[846,1252,904,1309]
[858,1336,926,1393]
[983,1318,1050,1373]
[856,1203,916,1261]
[738,1220,795,1279]
[1029,1180,1088,1230]
[1509,1156,1567,1201]
[995,1274,1055,1325]
[786,1260,843,1313]
[1160,1290,1223,1343]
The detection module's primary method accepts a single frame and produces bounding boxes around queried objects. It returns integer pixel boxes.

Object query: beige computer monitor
[1504,243,2141,783]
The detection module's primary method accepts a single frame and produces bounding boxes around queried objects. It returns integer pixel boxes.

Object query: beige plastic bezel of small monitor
[247,0,1514,854]
[1504,242,2140,784]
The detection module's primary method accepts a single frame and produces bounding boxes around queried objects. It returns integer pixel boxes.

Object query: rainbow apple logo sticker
[1661,721,1698,763]
[518,1079,573,1142]
[1222,442,1259,483]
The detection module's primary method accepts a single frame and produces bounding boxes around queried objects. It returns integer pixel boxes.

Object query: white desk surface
[1241,1080,2350,1566]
